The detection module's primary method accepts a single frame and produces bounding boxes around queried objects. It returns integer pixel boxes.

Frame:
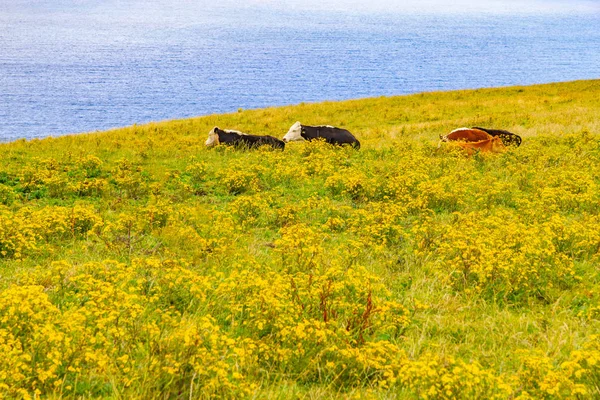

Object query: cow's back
[472,127,522,147]
[258,135,285,149]
[240,134,285,149]
[305,125,360,148]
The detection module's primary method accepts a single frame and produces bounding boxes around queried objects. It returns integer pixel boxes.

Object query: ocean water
[1,1,599,141]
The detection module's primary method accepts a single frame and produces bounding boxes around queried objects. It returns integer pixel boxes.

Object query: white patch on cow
[225,129,247,136]
[449,127,470,134]
[205,127,220,147]
[282,121,303,142]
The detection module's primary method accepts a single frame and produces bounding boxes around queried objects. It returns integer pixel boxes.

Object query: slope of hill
[1,80,599,398]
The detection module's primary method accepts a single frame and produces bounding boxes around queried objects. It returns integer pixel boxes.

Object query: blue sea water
[1,1,599,141]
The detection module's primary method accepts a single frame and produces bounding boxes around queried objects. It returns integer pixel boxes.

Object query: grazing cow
[454,136,506,155]
[282,122,360,149]
[472,127,522,147]
[205,127,285,150]
[439,128,492,143]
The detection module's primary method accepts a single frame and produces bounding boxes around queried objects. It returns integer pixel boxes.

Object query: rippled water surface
[1,1,599,140]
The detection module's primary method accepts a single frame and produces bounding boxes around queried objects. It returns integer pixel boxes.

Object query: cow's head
[282,122,303,142]
[205,127,220,147]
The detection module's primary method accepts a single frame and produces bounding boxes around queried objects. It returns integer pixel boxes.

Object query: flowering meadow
[1,80,600,398]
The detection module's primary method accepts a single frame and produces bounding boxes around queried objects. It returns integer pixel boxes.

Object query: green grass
[1,79,600,398]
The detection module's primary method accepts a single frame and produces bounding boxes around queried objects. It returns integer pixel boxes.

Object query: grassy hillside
[1,79,600,398]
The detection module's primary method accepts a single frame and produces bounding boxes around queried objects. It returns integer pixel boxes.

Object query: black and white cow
[205,127,285,150]
[472,127,522,147]
[282,122,360,149]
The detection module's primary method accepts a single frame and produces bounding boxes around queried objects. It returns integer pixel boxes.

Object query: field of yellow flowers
[1,80,600,398]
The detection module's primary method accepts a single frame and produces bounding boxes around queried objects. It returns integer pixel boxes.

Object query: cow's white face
[205,127,220,147]
[282,122,303,142]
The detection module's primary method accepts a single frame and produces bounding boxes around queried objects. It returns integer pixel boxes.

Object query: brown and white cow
[439,128,506,155]
[439,127,492,143]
